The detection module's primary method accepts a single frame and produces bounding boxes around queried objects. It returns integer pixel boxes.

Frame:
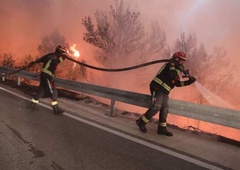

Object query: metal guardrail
[0,67,240,130]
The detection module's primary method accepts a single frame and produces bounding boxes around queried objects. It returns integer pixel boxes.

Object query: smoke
[1,0,240,103]
[0,0,52,55]
[0,0,239,90]
[1,0,239,59]
[1,0,240,141]
[0,0,102,57]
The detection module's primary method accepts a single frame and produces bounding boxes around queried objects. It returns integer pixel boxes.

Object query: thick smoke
[1,0,240,140]
[1,0,239,60]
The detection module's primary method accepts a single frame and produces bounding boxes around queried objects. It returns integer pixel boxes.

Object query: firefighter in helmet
[29,45,69,114]
[136,52,196,136]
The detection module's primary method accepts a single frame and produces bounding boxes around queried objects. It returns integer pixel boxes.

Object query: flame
[70,44,80,58]
[69,44,81,69]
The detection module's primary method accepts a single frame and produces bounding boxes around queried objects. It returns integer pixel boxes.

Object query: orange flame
[70,44,80,58]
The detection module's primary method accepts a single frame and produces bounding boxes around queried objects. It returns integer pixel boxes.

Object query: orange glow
[69,44,80,58]
[68,44,81,68]
[1,0,240,142]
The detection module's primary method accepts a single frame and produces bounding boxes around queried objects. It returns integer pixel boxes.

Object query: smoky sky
[1,0,240,67]
[1,0,239,141]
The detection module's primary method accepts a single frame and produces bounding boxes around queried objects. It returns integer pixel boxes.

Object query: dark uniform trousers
[33,72,58,102]
[143,90,169,124]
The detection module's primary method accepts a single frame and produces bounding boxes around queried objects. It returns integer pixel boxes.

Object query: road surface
[0,86,235,170]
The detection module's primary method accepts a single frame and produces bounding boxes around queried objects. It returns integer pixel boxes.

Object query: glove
[185,76,196,85]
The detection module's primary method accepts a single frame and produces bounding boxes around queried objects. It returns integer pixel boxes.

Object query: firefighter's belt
[41,69,54,77]
[153,77,171,92]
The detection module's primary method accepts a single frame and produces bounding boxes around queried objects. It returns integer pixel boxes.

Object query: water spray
[194,81,235,109]
[180,67,234,109]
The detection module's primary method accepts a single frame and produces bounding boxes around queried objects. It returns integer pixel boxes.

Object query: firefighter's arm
[30,54,48,65]
[184,77,196,86]
[173,78,185,87]
[28,58,41,66]
[173,76,196,87]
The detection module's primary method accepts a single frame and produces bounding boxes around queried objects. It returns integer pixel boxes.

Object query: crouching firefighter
[136,51,196,136]
[29,45,69,114]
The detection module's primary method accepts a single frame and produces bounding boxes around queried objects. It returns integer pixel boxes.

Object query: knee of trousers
[145,108,159,120]
[161,107,169,114]
[151,104,161,111]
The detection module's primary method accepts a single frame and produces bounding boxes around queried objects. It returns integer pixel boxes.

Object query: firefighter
[29,45,69,114]
[136,52,196,136]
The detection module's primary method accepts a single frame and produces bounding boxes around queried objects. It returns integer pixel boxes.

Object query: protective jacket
[35,53,66,77]
[150,59,187,95]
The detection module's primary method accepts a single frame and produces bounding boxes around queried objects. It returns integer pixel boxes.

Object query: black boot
[52,105,64,115]
[157,126,173,136]
[136,118,147,133]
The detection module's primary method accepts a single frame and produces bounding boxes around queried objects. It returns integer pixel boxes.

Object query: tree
[17,54,41,84]
[82,0,167,67]
[171,32,235,130]
[82,0,167,89]
[0,53,16,67]
[38,29,69,55]
[137,21,167,62]
[173,32,233,104]
[18,54,42,74]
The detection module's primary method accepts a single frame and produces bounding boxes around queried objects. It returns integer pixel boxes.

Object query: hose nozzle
[182,69,190,78]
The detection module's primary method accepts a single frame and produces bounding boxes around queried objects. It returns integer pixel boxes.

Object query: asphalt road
[0,88,213,170]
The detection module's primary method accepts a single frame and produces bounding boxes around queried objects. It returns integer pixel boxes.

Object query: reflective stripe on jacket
[150,61,185,95]
[34,52,65,77]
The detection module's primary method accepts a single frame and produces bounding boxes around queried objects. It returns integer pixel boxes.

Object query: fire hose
[64,56,170,72]
[3,55,195,80]
[2,56,194,86]
[4,56,170,76]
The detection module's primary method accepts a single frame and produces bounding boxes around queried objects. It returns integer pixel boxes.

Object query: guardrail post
[108,99,116,117]
[2,73,5,82]
[17,77,21,86]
